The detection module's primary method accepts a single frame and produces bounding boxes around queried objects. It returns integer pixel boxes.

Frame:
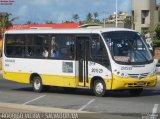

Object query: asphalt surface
[0,74,160,118]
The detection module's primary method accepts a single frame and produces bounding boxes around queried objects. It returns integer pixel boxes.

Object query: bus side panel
[3,71,30,84]
[88,61,112,90]
[41,74,76,87]
[3,58,77,87]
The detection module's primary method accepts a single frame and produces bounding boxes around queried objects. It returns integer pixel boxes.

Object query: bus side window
[25,34,49,58]
[50,36,60,58]
[50,35,75,60]
[91,34,109,66]
[5,34,25,57]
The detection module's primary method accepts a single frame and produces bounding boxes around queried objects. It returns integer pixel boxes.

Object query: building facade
[132,0,160,33]
[107,12,130,23]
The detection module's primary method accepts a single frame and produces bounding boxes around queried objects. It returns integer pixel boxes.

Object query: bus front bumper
[111,74,157,90]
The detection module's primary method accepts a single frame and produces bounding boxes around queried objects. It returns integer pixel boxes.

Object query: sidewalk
[0,102,82,113]
[0,102,139,119]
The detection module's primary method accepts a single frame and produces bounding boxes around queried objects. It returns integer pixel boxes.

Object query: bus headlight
[115,70,128,78]
[121,73,128,78]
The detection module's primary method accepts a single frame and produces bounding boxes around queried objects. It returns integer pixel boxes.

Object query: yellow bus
[2,28,157,97]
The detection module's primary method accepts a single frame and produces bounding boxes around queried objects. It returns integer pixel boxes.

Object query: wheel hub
[95,82,103,94]
[34,79,41,90]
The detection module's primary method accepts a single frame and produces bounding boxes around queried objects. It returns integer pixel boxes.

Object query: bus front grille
[126,82,151,88]
[128,73,149,79]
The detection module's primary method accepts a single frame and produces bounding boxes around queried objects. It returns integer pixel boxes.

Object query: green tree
[93,12,98,19]
[155,23,160,38]
[0,14,11,36]
[45,20,53,24]
[86,12,93,23]
[93,12,99,23]
[26,21,32,24]
[123,17,132,29]
[0,13,17,36]
[72,14,79,22]
[153,23,160,47]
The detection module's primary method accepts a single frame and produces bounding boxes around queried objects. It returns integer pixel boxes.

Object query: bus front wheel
[129,88,143,96]
[93,79,106,97]
[32,76,43,93]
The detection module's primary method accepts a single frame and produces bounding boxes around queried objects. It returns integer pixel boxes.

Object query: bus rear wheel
[93,79,106,97]
[32,76,43,93]
[129,88,143,96]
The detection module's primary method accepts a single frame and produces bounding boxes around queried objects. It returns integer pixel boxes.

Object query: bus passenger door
[76,36,89,87]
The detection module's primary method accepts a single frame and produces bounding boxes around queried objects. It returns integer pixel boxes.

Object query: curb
[0,102,84,113]
[0,102,139,119]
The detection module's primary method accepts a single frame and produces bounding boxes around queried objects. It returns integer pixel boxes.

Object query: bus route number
[91,68,103,73]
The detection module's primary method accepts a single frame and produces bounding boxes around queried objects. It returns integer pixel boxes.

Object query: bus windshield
[102,31,153,64]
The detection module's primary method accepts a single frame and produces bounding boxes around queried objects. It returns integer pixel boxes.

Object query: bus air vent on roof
[78,24,103,28]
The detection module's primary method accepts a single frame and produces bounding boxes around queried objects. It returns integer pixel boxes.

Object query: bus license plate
[137,82,145,86]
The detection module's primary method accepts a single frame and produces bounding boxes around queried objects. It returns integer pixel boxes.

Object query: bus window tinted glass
[103,31,153,64]
[91,34,109,66]
[5,34,50,58]
[50,35,75,59]
[6,34,25,57]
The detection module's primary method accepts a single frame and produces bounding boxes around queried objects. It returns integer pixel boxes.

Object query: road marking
[151,104,159,118]
[78,99,95,111]
[22,95,46,105]
[152,104,159,114]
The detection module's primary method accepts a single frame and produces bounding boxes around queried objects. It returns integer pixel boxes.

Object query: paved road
[0,74,160,118]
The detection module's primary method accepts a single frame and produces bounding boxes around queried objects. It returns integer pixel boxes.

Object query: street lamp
[116,0,118,28]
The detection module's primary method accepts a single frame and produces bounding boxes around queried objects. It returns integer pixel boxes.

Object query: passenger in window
[26,47,32,56]
[51,49,60,58]
[43,47,49,58]
[51,37,59,58]
[69,44,75,59]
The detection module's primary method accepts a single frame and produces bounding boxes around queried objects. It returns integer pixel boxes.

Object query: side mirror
[156,63,160,67]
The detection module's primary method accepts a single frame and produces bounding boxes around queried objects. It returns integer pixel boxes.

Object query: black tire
[32,76,43,93]
[92,79,106,97]
[129,88,143,96]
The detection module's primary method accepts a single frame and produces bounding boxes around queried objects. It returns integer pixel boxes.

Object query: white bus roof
[5,28,135,34]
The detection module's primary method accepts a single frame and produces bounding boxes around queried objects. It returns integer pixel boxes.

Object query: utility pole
[103,12,106,28]
[116,0,118,28]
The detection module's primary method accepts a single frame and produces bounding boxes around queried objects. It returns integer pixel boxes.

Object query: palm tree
[93,12,99,23]
[86,12,93,23]
[93,12,98,19]
[26,21,32,24]
[0,13,18,37]
[45,20,53,24]
[72,14,79,22]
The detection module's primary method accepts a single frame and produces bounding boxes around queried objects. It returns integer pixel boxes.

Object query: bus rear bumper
[111,75,157,90]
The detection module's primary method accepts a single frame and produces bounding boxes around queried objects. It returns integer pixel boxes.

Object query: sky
[0,0,160,24]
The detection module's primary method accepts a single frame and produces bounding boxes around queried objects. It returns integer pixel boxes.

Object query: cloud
[0,0,133,24]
